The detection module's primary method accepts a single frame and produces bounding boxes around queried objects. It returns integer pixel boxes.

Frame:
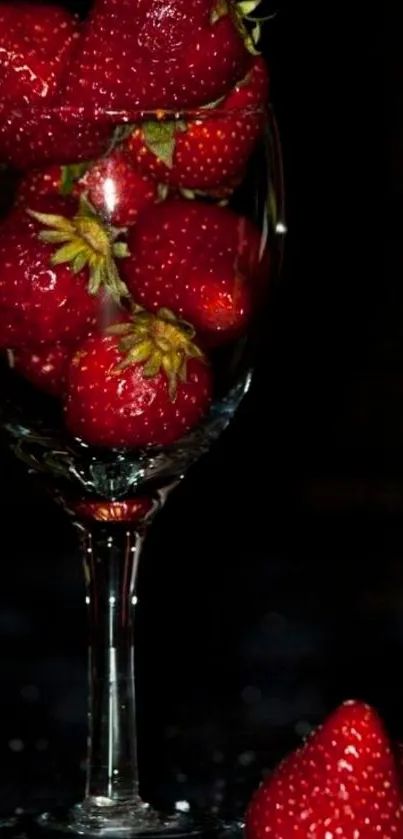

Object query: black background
[0,0,389,822]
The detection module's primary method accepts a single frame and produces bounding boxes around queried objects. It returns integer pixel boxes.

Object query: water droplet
[174,801,190,813]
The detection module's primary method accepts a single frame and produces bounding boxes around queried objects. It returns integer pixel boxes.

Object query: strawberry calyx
[210,0,266,55]
[60,161,91,195]
[27,196,130,302]
[108,305,205,400]
[139,120,188,168]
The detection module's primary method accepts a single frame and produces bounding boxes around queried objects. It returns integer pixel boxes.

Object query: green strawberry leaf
[142,121,187,168]
[60,166,74,196]
[210,0,228,24]
[236,0,262,15]
[60,161,90,195]
[210,0,268,54]
[157,183,170,202]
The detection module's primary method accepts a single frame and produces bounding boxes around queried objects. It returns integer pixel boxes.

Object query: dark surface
[0,0,390,826]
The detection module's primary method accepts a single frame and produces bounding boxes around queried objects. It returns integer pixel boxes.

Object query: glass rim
[0,103,272,122]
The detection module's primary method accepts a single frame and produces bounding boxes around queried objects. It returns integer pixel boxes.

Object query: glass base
[37,800,220,839]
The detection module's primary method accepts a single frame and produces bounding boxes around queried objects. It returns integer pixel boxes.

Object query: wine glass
[0,51,285,839]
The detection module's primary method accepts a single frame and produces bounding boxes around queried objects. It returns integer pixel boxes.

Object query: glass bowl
[0,2,285,835]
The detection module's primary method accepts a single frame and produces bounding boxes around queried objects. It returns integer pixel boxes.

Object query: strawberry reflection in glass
[0,0,285,836]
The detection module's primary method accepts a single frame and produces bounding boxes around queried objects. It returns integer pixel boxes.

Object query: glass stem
[78,520,146,806]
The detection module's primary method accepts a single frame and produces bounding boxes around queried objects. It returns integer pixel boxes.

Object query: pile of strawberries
[0,0,272,450]
[245,699,403,838]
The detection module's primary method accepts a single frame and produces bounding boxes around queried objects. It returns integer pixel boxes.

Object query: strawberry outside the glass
[245,699,403,839]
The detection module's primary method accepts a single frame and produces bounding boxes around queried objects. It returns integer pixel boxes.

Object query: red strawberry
[14,163,85,208]
[65,307,212,449]
[0,0,111,169]
[15,152,160,227]
[6,301,128,396]
[121,198,266,346]
[0,195,129,349]
[78,151,160,227]
[125,57,269,194]
[0,4,113,168]
[0,109,112,171]
[0,3,80,106]
[7,343,73,397]
[61,0,263,111]
[245,699,402,839]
